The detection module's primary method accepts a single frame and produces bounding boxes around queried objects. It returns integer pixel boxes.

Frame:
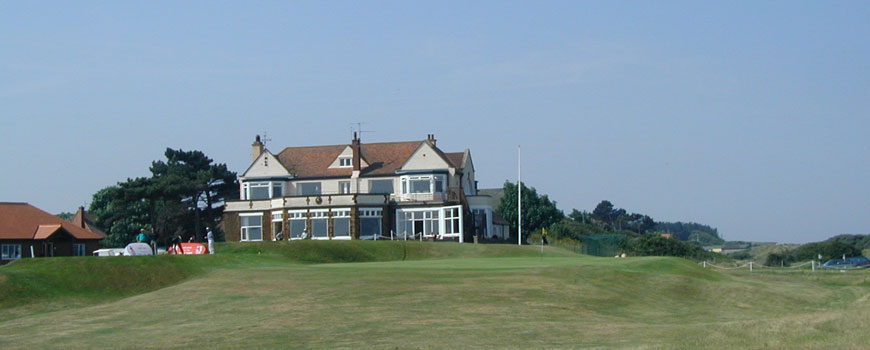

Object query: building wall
[1,239,102,265]
[224,212,241,241]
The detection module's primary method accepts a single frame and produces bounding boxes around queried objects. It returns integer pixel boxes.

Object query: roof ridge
[278,140,423,152]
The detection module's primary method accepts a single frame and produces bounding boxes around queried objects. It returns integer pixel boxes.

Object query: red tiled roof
[0,203,104,240]
[276,140,434,178]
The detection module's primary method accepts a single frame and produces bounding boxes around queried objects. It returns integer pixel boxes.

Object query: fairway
[1,242,869,349]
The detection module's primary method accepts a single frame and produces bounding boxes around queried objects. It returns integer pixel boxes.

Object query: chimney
[78,206,86,228]
[251,135,264,162]
[427,133,437,147]
[351,132,361,171]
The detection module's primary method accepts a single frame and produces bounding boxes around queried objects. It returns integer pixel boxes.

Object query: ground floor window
[1,244,22,260]
[272,211,284,240]
[396,206,462,240]
[360,208,383,239]
[472,209,487,236]
[288,211,306,239]
[310,210,328,239]
[74,243,86,256]
[240,214,263,241]
[333,209,351,238]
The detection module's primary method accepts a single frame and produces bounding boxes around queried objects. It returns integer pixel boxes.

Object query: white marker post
[518,145,522,246]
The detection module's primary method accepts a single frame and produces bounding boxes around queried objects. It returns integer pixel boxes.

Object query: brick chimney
[251,135,264,162]
[351,132,361,171]
[78,206,86,229]
[426,134,437,147]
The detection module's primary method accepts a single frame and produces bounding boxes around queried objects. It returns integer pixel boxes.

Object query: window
[240,214,263,241]
[444,207,461,236]
[1,244,22,260]
[333,209,351,238]
[297,182,322,196]
[339,157,352,167]
[249,182,270,200]
[288,211,307,239]
[243,181,283,200]
[472,209,487,236]
[360,209,382,238]
[74,244,86,256]
[369,179,394,194]
[339,181,351,194]
[272,212,284,240]
[397,209,439,239]
[310,210,328,238]
[400,175,445,195]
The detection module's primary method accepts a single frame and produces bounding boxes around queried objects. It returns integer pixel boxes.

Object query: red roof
[276,140,451,179]
[0,203,104,240]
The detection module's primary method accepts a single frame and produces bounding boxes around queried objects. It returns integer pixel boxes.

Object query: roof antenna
[261,132,273,147]
[350,122,375,139]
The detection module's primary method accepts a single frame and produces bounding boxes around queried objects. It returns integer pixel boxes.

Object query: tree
[55,212,75,221]
[89,148,238,246]
[496,181,564,241]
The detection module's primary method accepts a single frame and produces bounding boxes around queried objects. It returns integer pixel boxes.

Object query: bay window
[400,175,445,195]
[242,181,284,200]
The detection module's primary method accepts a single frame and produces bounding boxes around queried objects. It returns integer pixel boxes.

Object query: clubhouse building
[223,134,508,243]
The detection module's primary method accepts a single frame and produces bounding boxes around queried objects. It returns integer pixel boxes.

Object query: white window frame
[399,175,445,195]
[242,181,284,200]
[240,213,264,242]
[288,210,308,240]
[359,208,383,240]
[332,208,352,240]
[396,206,463,242]
[339,181,352,194]
[271,211,284,241]
[339,157,353,167]
[309,209,330,240]
[1,244,22,260]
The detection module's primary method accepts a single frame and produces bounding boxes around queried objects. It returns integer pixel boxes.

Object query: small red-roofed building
[0,203,104,264]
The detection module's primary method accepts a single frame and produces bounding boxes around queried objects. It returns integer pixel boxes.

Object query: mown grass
[1,241,869,349]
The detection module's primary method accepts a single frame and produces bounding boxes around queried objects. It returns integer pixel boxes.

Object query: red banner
[168,243,209,255]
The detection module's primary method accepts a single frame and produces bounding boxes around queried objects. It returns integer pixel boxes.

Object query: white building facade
[223,134,502,243]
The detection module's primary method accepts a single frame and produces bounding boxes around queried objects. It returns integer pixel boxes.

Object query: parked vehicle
[820,257,870,269]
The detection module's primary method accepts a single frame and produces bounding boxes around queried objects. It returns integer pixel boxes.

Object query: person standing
[149,227,158,255]
[137,229,148,244]
[206,227,215,254]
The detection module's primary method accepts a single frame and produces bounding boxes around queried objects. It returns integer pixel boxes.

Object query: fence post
[703,261,707,268]
[811,260,815,272]
[750,261,753,273]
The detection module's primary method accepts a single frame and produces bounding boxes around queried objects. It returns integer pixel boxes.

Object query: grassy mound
[0,241,573,321]
[217,240,576,263]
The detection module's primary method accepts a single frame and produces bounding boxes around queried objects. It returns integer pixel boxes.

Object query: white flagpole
[518,145,522,246]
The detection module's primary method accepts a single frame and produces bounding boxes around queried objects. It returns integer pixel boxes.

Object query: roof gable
[398,142,453,172]
[241,149,292,179]
[0,203,104,240]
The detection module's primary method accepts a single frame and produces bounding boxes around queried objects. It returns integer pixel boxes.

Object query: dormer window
[339,157,352,167]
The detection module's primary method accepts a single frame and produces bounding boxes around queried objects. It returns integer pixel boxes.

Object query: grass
[1,241,869,349]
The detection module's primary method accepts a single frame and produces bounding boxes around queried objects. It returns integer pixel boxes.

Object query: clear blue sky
[2,1,868,243]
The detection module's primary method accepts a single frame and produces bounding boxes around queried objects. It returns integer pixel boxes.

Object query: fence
[701,260,819,272]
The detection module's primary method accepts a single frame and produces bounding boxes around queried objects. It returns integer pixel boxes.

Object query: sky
[1,1,868,243]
